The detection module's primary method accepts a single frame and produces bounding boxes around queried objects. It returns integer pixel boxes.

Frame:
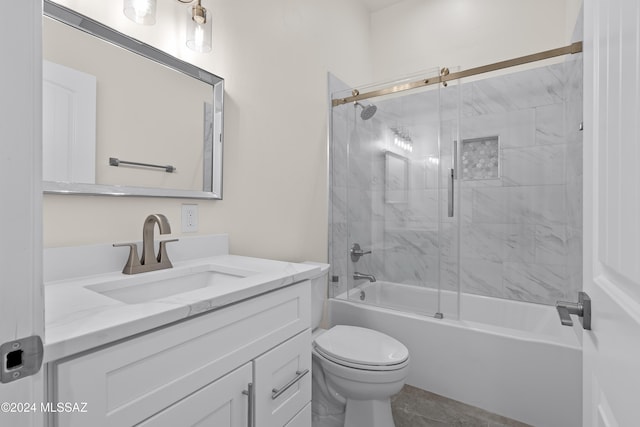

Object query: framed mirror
[42,1,224,199]
[384,151,408,204]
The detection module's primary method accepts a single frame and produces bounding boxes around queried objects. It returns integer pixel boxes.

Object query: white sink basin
[86,265,256,304]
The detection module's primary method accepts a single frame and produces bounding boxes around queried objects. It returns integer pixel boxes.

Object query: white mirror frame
[42,0,224,200]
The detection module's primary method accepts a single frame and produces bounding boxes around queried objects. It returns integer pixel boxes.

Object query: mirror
[42,1,224,199]
[384,151,408,204]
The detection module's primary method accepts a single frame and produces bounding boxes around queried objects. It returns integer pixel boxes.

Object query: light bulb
[194,25,204,50]
[123,0,156,25]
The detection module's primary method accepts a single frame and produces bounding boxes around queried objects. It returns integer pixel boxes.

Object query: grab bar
[109,157,176,173]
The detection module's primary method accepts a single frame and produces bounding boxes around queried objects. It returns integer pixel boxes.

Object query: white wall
[370,0,581,82]
[45,0,373,264]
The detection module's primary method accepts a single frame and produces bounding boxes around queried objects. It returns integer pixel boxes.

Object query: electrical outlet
[181,204,198,232]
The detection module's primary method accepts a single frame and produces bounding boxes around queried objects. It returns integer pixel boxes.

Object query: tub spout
[353,272,376,282]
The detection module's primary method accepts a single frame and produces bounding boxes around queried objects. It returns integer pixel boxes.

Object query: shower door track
[331,41,583,106]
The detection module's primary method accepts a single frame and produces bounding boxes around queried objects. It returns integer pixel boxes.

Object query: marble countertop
[44,254,320,363]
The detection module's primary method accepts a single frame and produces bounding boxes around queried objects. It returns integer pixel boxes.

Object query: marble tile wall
[455,58,583,305]
[329,57,583,306]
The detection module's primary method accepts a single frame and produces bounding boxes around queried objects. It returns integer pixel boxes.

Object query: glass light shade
[186,4,212,53]
[123,0,157,25]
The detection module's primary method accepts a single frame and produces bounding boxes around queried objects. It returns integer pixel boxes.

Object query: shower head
[355,101,377,120]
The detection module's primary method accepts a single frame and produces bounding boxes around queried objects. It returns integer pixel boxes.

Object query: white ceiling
[358,0,406,12]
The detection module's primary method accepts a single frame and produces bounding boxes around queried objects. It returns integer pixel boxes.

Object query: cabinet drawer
[254,329,311,427]
[138,363,252,427]
[284,403,311,427]
[54,282,310,427]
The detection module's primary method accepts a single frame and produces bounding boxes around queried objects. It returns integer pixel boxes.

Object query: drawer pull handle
[242,382,255,427]
[271,369,309,400]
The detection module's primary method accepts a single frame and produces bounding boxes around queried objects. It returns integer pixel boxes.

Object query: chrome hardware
[271,369,309,400]
[0,336,43,384]
[350,243,372,262]
[353,272,376,282]
[109,157,175,173]
[556,291,591,330]
[242,382,255,427]
[447,168,454,217]
[113,214,178,274]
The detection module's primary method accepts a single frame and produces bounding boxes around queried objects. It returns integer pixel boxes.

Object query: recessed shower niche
[461,136,500,180]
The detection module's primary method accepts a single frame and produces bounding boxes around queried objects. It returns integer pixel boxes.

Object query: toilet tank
[303,262,330,330]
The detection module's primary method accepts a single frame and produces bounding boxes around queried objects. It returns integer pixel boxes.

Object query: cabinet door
[137,363,252,427]
[254,330,311,427]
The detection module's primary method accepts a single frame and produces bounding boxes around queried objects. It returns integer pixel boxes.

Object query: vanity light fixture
[390,127,414,153]
[123,0,212,53]
[186,0,212,53]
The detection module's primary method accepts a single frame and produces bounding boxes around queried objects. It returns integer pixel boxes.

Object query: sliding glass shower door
[329,70,461,319]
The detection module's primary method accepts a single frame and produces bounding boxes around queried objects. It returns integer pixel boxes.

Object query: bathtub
[329,282,582,427]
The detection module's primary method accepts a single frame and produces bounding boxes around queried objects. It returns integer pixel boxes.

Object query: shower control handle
[555,291,591,330]
[350,243,371,262]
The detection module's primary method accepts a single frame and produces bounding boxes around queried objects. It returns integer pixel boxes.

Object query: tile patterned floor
[391,385,533,427]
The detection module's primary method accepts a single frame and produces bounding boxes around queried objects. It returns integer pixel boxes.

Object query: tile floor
[391,385,532,427]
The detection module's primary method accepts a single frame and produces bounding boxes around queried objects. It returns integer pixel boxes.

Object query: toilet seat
[313,325,409,371]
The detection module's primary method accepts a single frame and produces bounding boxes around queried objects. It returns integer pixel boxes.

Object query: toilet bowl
[305,263,409,427]
[313,325,409,427]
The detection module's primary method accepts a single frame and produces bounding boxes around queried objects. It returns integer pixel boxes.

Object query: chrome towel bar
[109,157,175,173]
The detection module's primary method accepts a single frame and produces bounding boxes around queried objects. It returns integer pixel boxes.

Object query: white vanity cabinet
[49,281,311,427]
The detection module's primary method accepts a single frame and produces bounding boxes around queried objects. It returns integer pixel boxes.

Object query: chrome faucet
[353,272,376,282]
[114,214,178,274]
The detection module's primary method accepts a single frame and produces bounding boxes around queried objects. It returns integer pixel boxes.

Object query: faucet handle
[113,242,141,274]
[157,238,179,265]
[158,238,180,244]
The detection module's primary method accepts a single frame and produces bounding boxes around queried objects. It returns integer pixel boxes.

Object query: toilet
[306,263,409,427]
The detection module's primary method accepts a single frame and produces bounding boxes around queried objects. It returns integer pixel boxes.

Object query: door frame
[0,1,45,426]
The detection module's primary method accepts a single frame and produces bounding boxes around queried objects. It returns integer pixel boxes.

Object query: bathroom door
[0,2,45,427]
[582,0,640,425]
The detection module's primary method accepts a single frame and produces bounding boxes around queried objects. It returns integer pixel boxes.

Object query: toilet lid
[313,325,409,367]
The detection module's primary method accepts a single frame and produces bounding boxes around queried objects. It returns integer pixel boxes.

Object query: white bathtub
[330,282,582,427]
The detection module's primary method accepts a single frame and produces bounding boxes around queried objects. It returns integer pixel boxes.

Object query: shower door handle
[447,168,454,217]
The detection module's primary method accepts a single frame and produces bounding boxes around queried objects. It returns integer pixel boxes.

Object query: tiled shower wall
[329,57,582,306]
[454,57,583,304]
